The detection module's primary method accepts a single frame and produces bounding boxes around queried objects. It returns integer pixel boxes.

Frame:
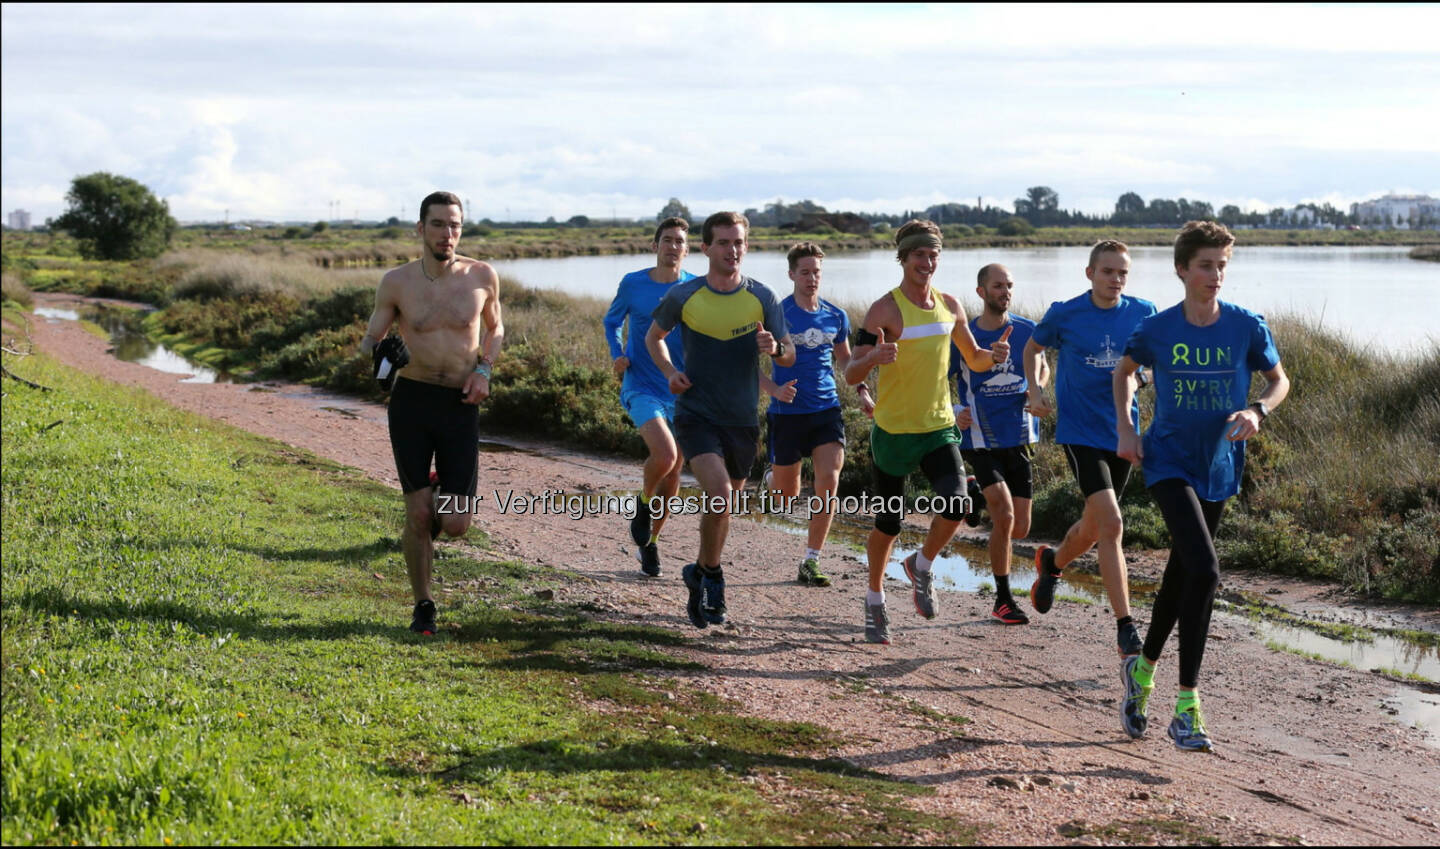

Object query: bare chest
[399,283,484,334]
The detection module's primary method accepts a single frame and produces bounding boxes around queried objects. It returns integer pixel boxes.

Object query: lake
[495,246,1438,353]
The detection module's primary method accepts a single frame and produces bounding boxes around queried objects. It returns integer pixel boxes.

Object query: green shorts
[870,424,962,478]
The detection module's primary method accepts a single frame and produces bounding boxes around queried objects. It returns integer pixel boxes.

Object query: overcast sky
[4,3,1438,224]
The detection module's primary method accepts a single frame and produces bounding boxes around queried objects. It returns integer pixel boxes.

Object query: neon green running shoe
[797,557,831,587]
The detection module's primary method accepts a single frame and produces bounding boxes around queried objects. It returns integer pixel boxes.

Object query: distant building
[7,209,32,231]
[1350,194,1440,230]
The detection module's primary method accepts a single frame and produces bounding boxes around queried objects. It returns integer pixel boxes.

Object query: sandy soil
[12,292,1440,845]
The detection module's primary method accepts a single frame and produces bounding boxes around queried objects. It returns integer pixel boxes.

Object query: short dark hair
[787,241,825,271]
[419,191,463,223]
[653,217,689,244]
[1087,239,1129,269]
[1173,220,1235,270]
[702,211,749,245]
[976,262,1007,287]
[895,219,943,263]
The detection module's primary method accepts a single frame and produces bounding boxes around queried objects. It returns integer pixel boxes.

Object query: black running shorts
[1060,443,1133,498]
[388,377,480,495]
[962,445,1034,499]
[766,406,846,466]
[674,414,760,481]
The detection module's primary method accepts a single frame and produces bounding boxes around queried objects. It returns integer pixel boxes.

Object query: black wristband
[854,328,878,347]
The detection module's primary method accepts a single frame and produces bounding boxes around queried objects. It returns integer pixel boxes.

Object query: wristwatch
[1248,401,1270,420]
[770,340,787,359]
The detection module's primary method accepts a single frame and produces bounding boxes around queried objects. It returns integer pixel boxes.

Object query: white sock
[867,589,885,605]
[915,551,933,573]
[806,548,822,562]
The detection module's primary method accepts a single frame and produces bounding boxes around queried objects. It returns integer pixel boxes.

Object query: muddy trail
[9,293,1440,845]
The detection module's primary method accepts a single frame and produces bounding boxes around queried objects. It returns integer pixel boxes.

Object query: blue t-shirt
[651,276,789,427]
[1125,301,1281,501]
[768,295,851,416]
[1033,292,1158,450]
[603,268,696,399]
[950,315,1040,450]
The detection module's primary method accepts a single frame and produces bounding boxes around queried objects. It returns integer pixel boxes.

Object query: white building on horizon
[1350,194,1439,230]
[6,209,31,231]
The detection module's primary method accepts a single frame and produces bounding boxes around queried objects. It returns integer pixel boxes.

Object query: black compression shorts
[1060,443,1133,498]
[962,445,1034,499]
[388,377,480,496]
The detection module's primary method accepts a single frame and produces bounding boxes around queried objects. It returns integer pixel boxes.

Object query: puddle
[1243,616,1440,682]
[44,302,235,384]
[1381,688,1440,749]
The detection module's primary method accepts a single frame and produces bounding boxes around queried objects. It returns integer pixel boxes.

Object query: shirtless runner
[359,191,504,635]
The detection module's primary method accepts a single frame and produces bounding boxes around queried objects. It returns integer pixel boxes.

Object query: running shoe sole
[1117,620,1143,657]
[637,543,661,577]
[864,600,891,644]
[701,575,727,625]
[1121,654,1151,739]
[1030,545,1059,614]
[681,563,708,629]
[630,497,651,548]
[902,553,937,620]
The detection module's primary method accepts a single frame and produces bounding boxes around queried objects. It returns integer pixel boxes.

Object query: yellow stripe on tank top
[875,287,957,434]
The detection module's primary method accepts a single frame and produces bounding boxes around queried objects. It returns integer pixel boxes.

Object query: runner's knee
[874,512,902,537]
[440,512,471,538]
[1095,510,1124,541]
[406,502,435,533]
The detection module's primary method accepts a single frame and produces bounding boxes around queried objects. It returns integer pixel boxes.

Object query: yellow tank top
[875,286,957,434]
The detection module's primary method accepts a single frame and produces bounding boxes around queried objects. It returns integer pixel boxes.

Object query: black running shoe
[964,475,986,527]
[1030,545,1061,614]
[630,497,651,548]
[1117,620,1143,657]
[637,542,661,577]
[410,599,437,635]
[701,572,727,626]
[681,563,708,629]
[992,597,1030,625]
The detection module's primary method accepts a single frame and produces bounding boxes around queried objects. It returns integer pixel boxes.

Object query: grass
[1,353,970,845]
[1262,640,1349,667]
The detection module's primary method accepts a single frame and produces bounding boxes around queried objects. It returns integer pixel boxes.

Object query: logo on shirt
[1084,335,1123,371]
[796,327,837,349]
[978,356,1024,395]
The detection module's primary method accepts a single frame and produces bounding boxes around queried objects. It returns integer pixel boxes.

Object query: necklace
[420,257,454,282]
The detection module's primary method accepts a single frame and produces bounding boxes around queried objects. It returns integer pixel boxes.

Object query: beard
[432,247,453,262]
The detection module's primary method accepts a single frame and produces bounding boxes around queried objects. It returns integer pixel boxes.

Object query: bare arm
[462,267,505,404]
[945,294,1008,372]
[359,274,400,355]
[1113,355,1143,462]
[647,322,691,394]
[1225,361,1290,442]
[834,336,874,416]
[1023,338,1053,416]
[844,299,900,386]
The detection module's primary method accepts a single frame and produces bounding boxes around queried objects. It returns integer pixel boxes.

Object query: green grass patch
[2,354,968,845]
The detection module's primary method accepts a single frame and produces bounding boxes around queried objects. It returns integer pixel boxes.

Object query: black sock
[994,574,1011,599]
[1116,615,1134,631]
[700,565,724,580]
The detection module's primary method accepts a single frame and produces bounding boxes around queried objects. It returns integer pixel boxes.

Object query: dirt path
[13,293,1440,845]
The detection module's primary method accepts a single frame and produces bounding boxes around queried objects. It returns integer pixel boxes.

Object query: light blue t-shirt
[1033,292,1158,450]
[1125,301,1281,501]
[603,268,695,399]
[950,315,1040,450]
[768,295,851,416]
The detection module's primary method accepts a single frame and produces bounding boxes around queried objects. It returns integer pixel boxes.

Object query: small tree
[52,172,177,260]
[997,216,1034,236]
[656,197,691,223]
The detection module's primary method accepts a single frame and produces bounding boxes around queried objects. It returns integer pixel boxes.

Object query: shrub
[997,216,1034,236]
[2,272,34,308]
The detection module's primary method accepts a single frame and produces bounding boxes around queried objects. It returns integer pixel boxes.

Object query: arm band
[854,328,878,347]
